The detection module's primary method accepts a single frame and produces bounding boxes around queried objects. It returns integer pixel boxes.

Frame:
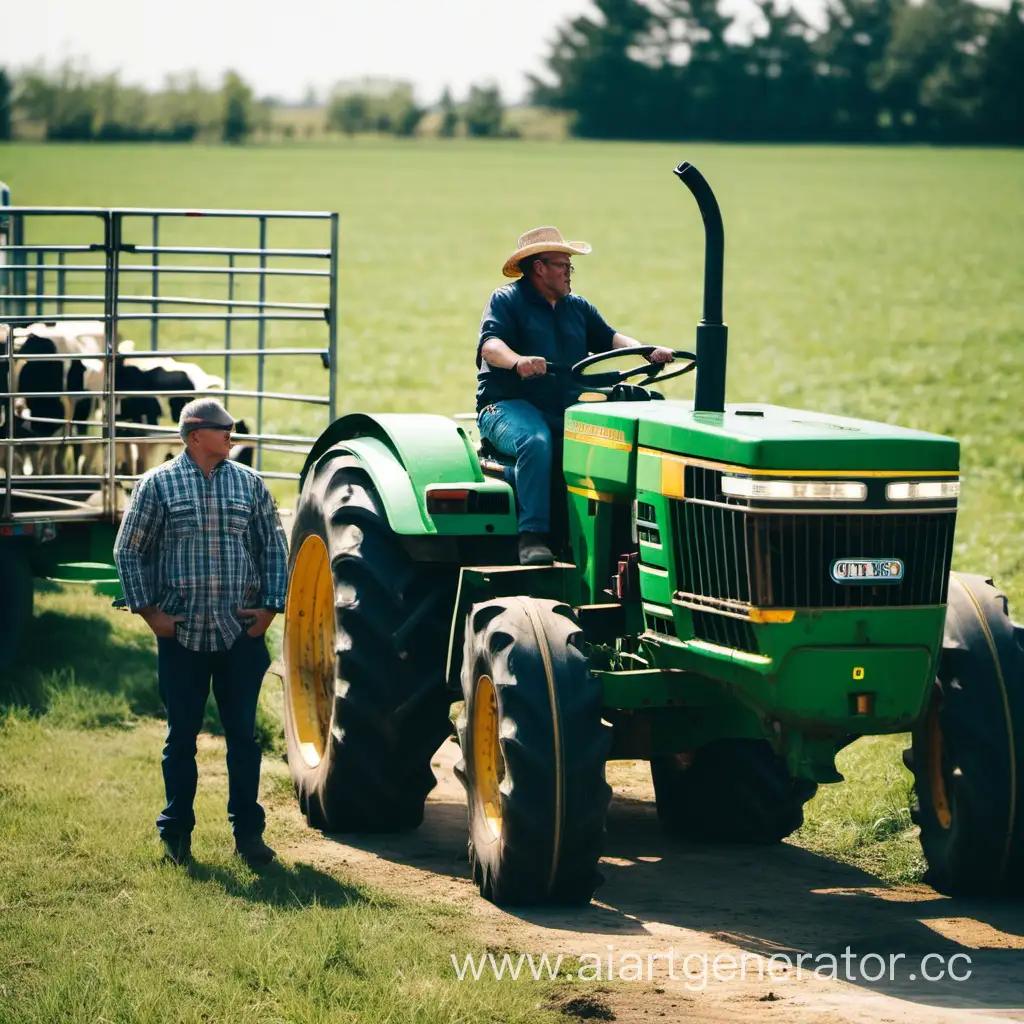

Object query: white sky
[2,0,821,106]
[4,0,601,105]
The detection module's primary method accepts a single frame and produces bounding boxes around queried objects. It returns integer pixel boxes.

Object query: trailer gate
[0,202,338,530]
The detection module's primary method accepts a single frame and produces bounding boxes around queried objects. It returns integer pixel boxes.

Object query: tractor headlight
[886,480,960,501]
[720,477,867,502]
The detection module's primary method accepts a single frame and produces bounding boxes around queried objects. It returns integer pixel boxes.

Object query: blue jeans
[479,400,564,533]
[155,631,270,840]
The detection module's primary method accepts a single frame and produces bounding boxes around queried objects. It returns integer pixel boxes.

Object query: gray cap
[179,397,234,441]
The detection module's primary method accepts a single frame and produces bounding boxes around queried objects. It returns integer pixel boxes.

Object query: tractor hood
[566,401,959,472]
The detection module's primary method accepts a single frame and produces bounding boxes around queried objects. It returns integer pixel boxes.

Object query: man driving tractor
[476,226,674,566]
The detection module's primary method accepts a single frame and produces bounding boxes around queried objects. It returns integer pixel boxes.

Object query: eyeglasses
[539,259,574,273]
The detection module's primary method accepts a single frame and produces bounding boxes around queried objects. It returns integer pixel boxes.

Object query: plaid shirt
[114,451,289,652]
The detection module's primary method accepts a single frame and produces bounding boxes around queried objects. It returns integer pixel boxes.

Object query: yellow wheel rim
[927,696,952,830]
[284,534,337,769]
[473,674,505,839]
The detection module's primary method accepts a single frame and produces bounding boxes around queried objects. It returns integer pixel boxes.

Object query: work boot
[518,532,554,567]
[235,834,276,866]
[160,833,191,867]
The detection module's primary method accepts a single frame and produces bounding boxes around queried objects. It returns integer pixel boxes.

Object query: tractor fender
[300,412,511,536]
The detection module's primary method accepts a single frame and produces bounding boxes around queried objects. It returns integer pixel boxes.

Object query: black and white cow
[107,347,225,475]
[10,327,103,476]
[5,321,226,477]
[0,324,12,436]
[13,320,107,350]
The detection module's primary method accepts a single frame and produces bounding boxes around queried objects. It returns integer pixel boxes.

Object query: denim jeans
[155,631,271,840]
[479,399,564,533]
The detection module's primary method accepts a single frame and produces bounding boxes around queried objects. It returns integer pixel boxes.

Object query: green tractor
[279,162,1024,906]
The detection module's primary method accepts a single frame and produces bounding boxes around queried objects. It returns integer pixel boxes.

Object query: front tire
[282,456,455,832]
[455,597,612,905]
[907,573,1024,897]
[651,739,817,844]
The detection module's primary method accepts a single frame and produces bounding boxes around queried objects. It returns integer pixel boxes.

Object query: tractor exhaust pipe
[674,162,727,414]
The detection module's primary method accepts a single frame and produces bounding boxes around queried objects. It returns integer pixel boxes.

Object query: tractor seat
[477,438,515,479]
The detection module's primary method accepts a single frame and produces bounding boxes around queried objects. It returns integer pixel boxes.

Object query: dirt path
[273,739,1024,1023]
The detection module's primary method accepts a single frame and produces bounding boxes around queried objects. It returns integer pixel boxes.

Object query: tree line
[0,64,260,143]
[0,64,511,143]
[325,81,510,138]
[529,0,1024,143]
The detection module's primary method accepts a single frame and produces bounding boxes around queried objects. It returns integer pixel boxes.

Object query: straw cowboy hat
[502,226,592,279]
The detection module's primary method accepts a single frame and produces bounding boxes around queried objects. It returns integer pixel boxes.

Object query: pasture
[3,140,1022,601]
[1,140,1023,1022]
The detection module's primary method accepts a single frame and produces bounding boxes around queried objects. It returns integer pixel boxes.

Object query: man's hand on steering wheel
[515,356,547,378]
[567,346,698,390]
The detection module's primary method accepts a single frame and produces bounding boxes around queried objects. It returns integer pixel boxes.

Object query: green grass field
[1,140,1023,1021]
[4,140,1022,599]
[0,701,556,1024]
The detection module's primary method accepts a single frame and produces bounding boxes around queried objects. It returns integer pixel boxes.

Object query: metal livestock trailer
[0,188,339,668]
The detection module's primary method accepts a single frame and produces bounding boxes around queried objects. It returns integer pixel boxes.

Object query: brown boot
[518,532,554,566]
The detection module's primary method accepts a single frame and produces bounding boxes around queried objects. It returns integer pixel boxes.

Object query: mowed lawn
[1,141,1023,1020]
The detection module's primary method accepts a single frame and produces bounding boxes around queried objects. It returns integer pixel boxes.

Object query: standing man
[477,226,674,566]
[114,397,288,867]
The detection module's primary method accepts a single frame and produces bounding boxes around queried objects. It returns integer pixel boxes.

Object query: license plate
[831,559,904,583]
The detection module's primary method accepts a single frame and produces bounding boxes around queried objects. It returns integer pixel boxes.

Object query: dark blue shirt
[476,277,616,413]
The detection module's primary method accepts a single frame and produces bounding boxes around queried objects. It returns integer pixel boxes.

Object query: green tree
[873,0,999,140]
[743,1,826,141]
[463,83,504,137]
[975,0,1024,142]
[383,82,423,136]
[530,0,669,139]
[438,86,459,137]
[155,72,208,141]
[0,69,11,141]
[394,101,424,136]
[327,92,369,135]
[814,0,901,140]
[327,81,422,137]
[51,63,96,140]
[221,71,252,144]
[20,60,97,140]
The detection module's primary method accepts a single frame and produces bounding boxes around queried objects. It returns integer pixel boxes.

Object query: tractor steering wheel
[569,346,697,390]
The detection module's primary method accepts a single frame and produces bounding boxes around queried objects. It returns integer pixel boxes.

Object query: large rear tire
[906,572,1024,897]
[282,456,455,832]
[651,739,817,844]
[455,597,612,906]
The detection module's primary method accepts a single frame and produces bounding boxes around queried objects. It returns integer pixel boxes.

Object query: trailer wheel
[283,458,455,832]
[906,573,1024,896]
[0,540,33,673]
[455,597,612,906]
[651,739,816,844]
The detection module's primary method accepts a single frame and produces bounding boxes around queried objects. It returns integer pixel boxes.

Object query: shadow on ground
[0,601,161,718]
[0,595,280,748]
[188,857,376,910]
[321,744,1024,1014]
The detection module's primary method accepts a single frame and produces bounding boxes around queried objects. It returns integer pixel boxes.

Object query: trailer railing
[0,204,339,524]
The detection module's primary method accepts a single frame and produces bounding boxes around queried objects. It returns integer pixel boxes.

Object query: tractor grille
[669,467,956,610]
[689,609,760,653]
